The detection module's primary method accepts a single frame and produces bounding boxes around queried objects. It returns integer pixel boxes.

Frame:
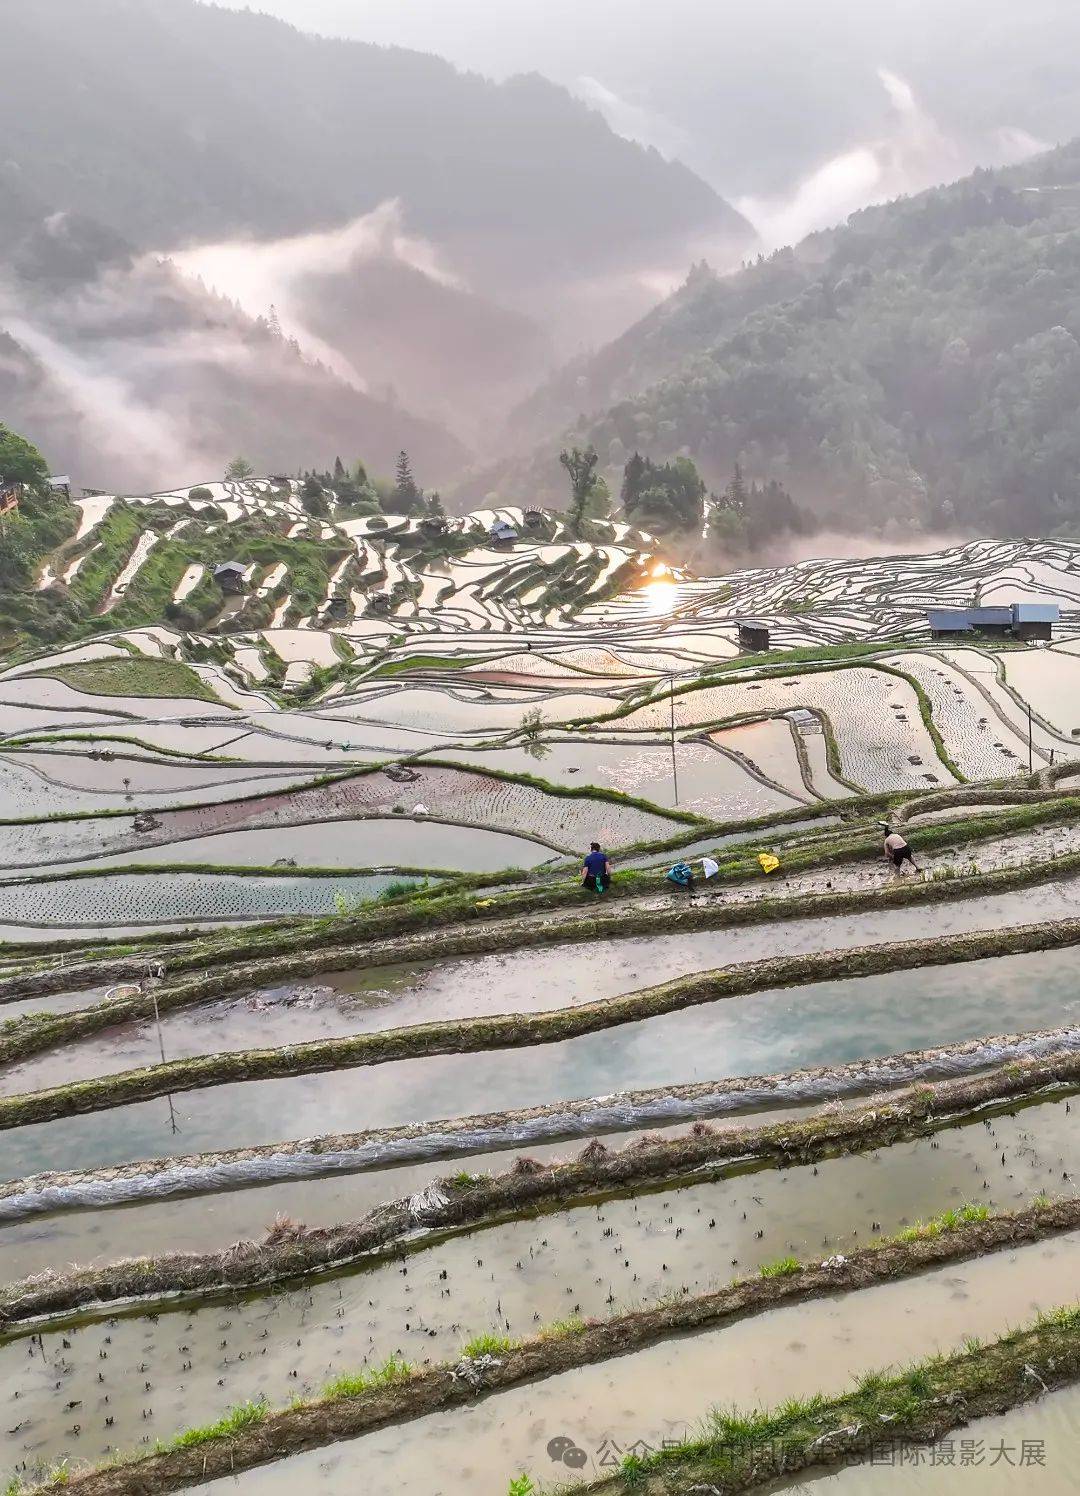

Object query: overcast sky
[215,1,1080,206]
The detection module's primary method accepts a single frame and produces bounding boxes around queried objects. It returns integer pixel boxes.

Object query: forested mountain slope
[478,140,1080,538]
[0,0,749,295]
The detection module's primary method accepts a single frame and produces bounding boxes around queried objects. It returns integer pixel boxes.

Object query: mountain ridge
[466,138,1080,539]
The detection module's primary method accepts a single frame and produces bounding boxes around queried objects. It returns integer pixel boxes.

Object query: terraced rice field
[7,531,1080,1495]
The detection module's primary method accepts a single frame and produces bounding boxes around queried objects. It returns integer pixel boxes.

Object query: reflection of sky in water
[12,876,1080,1096]
[6,945,1080,1180]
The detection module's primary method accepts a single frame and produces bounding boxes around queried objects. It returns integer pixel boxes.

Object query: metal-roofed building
[928,603,1059,640]
[1011,603,1059,640]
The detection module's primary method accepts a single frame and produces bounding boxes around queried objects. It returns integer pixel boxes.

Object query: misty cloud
[0,248,466,493]
[166,201,463,387]
[574,75,691,161]
[0,270,211,488]
[737,67,1048,250]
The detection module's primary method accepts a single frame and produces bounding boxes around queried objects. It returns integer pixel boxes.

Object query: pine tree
[621,452,648,515]
[386,450,423,514]
[560,446,599,537]
[333,456,345,481]
[726,463,748,512]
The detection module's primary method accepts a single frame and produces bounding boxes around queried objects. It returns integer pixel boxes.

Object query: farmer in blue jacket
[581,842,611,894]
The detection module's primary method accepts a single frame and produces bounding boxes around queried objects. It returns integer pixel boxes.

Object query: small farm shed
[738,621,770,652]
[213,561,249,594]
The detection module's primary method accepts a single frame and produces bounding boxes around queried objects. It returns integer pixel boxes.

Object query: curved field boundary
[3,1034,1079,1221]
[959,645,1077,746]
[2,732,251,763]
[3,1059,1079,1326]
[6,916,1080,1127]
[0,755,697,854]
[11,1207,1080,1496]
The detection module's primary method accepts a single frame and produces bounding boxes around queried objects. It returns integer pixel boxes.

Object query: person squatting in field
[582,841,611,893]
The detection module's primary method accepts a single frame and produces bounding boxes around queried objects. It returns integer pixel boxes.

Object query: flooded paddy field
[41,818,560,877]
[0,870,394,935]
[0,760,678,874]
[11,877,1080,1093]
[0,1111,827,1280]
[439,737,804,818]
[5,944,1080,1181]
[2,1097,1076,1476]
[191,1231,1080,1496]
[0,752,322,819]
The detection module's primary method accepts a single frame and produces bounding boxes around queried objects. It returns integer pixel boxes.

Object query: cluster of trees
[280,451,446,523]
[707,465,810,552]
[621,452,707,534]
[555,443,810,556]
[0,425,74,590]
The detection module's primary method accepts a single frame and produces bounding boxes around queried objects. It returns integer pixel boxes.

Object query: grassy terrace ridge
[0,790,1076,1005]
[22,656,227,705]
[6,1207,1079,1496]
[0,732,248,764]
[5,911,1080,1125]
[1,788,1072,988]
[3,1058,1078,1324]
[365,653,487,677]
[579,1307,1080,1495]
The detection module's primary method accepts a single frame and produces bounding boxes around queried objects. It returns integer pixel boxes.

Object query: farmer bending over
[582,842,611,894]
[882,823,920,875]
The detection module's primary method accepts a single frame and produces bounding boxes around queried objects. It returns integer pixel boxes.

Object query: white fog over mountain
[228,0,1077,223]
[3,0,1080,511]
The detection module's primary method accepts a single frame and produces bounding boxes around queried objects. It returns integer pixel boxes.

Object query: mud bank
[1,1042,1077,1230]
[8,916,1080,1130]
[14,1208,1080,1496]
[2,1073,1079,1328]
[14,873,1080,1096]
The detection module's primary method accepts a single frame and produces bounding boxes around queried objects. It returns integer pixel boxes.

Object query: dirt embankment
[19,1201,1080,1496]
[6,913,1080,1130]
[4,1051,1079,1325]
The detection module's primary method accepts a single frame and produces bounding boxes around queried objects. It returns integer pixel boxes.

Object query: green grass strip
[24,657,225,705]
[584,1305,1080,1493]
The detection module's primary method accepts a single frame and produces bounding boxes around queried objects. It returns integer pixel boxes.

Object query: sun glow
[642,578,679,615]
